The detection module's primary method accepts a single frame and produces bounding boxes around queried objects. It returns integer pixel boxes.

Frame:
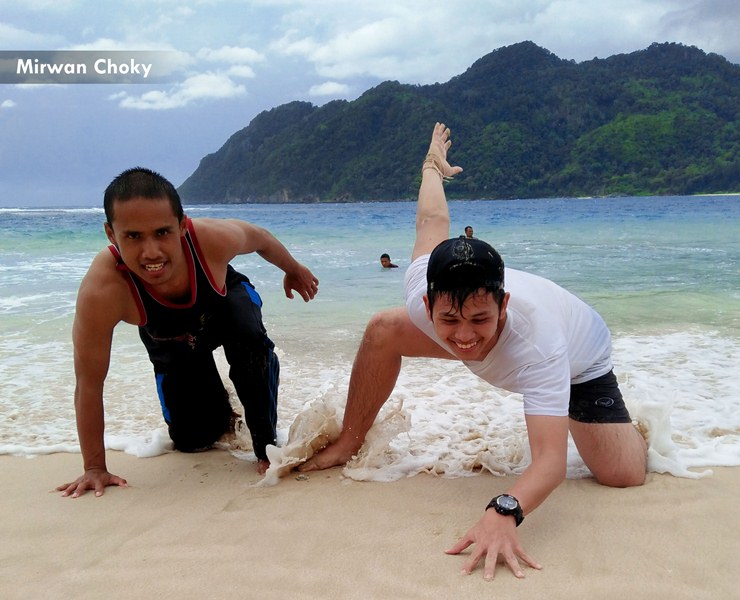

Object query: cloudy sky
[1,0,738,207]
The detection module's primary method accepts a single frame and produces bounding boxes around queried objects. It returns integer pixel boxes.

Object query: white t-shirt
[404,255,613,416]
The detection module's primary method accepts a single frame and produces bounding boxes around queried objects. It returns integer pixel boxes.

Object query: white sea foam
[2,330,738,485]
[255,329,739,485]
[1,198,737,486]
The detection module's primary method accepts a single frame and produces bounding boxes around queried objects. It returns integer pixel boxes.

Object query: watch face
[497,495,517,510]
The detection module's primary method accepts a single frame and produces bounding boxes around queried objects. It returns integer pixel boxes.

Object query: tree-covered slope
[178,42,740,203]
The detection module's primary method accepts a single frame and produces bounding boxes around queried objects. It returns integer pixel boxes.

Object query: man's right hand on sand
[56,468,128,498]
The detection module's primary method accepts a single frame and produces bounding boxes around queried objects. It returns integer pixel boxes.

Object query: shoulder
[505,267,572,297]
[504,267,548,289]
[189,216,268,265]
[186,217,235,269]
[76,249,137,326]
[81,248,124,289]
[189,216,255,250]
[189,217,253,240]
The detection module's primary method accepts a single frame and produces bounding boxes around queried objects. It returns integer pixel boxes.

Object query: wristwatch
[486,494,524,527]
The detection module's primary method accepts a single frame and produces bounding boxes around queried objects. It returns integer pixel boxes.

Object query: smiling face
[424,288,509,361]
[104,196,188,292]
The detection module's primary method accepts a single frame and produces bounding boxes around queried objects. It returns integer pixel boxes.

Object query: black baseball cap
[427,237,505,293]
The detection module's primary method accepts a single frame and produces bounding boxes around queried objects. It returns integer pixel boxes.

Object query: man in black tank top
[57,168,319,498]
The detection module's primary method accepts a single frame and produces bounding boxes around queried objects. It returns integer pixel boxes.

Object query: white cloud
[271,31,320,57]
[308,81,349,97]
[69,38,141,52]
[269,5,527,82]
[0,21,64,49]
[3,0,77,10]
[659,0,740,62]
[268,0,740,87]
[113,71,247,110]
[196,46,265,64]
[104,43,265,110]
[524,0,678,59]
[227,65,256,78]
[1,99,17,109]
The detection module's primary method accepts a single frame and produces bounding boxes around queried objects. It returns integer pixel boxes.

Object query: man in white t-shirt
[301,122,647,581]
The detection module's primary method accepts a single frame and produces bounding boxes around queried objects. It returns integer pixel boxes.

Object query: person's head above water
[380,253,397,268]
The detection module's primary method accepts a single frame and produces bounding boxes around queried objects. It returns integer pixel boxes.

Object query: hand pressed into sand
[446,509,542,581]
[55,467,128,498]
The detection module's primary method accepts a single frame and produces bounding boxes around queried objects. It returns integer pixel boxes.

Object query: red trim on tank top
[186,218,227,296]
[107,245,147,326]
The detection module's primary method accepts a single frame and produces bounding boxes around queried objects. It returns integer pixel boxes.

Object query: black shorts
[568,370,632,424]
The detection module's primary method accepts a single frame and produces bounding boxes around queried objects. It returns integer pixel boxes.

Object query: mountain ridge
[178,41,740,203]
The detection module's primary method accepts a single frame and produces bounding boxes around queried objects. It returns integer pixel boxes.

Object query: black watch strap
[486,494,524,527]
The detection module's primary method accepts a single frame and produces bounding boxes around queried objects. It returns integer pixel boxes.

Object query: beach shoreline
[3,451,737,599]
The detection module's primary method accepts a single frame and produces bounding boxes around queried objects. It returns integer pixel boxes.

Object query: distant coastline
[179,42,740,205]
[174,192,740,209]
[2,192,738,211]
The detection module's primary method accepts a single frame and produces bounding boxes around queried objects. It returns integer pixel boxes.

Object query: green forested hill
[178,42,740,203]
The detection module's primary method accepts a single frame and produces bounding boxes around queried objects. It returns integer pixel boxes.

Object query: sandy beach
[3,452,737,599]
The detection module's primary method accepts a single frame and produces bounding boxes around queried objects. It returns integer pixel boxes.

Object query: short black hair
[426,237,505,315]
[103,167,183,224]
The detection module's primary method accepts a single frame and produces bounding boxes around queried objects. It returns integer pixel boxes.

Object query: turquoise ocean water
[1,196,738,480]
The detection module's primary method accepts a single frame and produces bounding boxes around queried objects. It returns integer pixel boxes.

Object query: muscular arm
[506,415,569,514]
[300,308,454,471]
[192,218,319,302]
[446,414,568,578]
[73,285,115,472]
[56,253,130,497]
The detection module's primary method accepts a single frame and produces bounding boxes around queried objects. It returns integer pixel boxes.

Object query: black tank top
[108,218,231,362]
